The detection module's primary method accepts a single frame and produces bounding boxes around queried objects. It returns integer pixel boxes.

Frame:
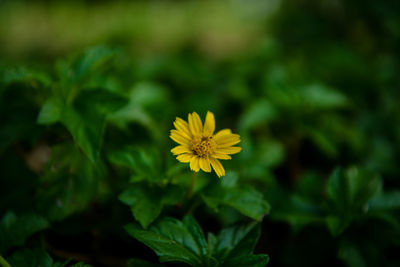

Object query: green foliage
[202,172,270,221]
[326,168,381,235]
[7,248,57,267]
[6,248,92,267]
[125,216,268,267]
[1,0,400,266]
[0,212,49,253]
[35,144,105,221]
[108,147,163,183]
[269,167,399,234]
[119,183,184,228]
[37,46,127,163]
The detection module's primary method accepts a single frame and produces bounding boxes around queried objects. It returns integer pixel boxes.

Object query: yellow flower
[170,111,241,177]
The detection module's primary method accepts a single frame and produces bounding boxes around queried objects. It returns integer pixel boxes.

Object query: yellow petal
[171,145,192,155]
[188,112,203,135]
[216,133,241,148]
[213,129,232,142]
[192,112,203,132]
[203,111,215,135]
[216,146,242,155]
[212,153,232,160]
[210,158,225,177]
[199,157,211,172]
[174,117,192,139]
[177,153,193,163]
[170,129,190,145]
[190,156,200,172]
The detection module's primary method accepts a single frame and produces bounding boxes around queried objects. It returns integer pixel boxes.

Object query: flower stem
[0,255,11,267]
[187,172,198,199]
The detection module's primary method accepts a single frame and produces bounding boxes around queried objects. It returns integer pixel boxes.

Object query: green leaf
[327,167,382,212]
[368,191,400,211]
[301,84,348,109]
[202,175,270,221]
[221,254,269,267]
[326,167,382,235]
[108,147,161,182]
[63,90,126,162]
[215,222,261,260]
[70,263,93,267]
[108,83,167,141]
[304,127,338,157]
[0,212,49,253]
[0,81,43,149]
[7,248,54,267]
[1,67,52,87]
[338,242,367,267]
[6,248,92,267]
[239,99,277,132]
[274,194,324,232]
[119,183,184,228]
[125,217,204,266]
[76,89,127,115]
[36,144,104,221]
[37,97,63,124]
[214,223,269,267]
[37,89,126,162]
[73,46,116,82]
[57,45,116,87]
[56,90,125,162]
[126,216,268,267]
[182,216,208,257]
[62,106,104,163]
[242,140,285,173]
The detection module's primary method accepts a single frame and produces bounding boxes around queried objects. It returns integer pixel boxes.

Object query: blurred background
[1,0,400,266]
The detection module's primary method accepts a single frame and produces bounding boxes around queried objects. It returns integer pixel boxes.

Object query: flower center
[192,136,216,157]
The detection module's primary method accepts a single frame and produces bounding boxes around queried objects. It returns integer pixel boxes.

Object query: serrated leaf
[0,212,49,253]
[126,216,268,267]
[108,82,170,141]
[326,167,382,235]
[125,217,203,266]
[37,89,126,162]
[215,222,260,260]
[119,183,184,228]
[202,183,270,221]
[108,147,160,181]
[215,223,268,267]
[182,216,208,257]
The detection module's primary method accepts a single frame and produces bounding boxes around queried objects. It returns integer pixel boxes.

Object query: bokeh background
[1,0,400,266]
